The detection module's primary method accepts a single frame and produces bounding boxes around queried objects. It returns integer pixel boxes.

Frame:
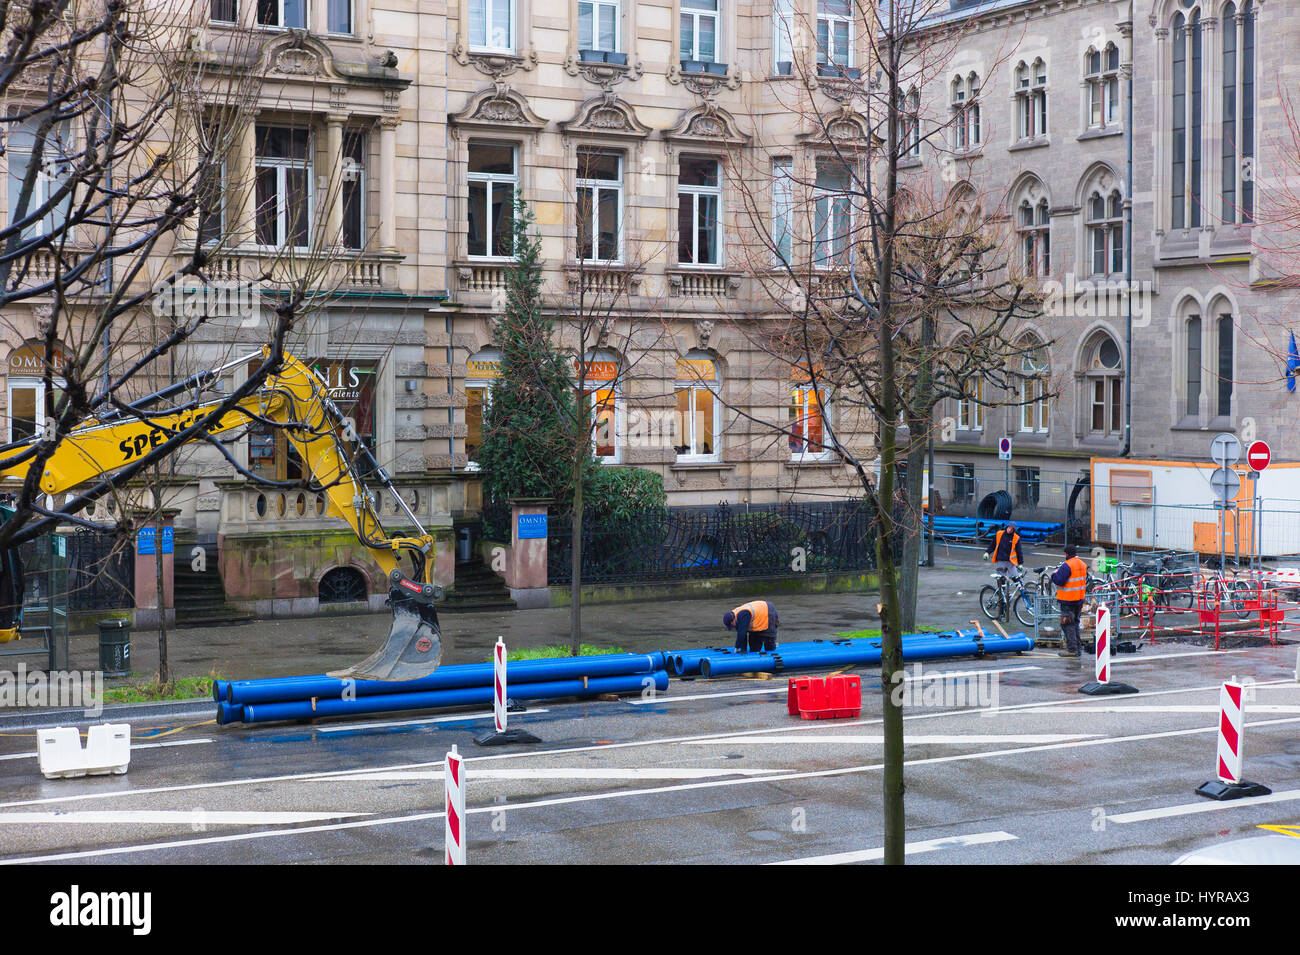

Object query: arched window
[1085,43,1120,129]
[674,351,721,461]
[900,87,921,157]
[1018,197,1050,276]
[1171,7,1203,229]
[1221,1,1255,223]
[1086,188,1124,275]
[951,72,980,150]
[1018,337,1049,434]
[954,338,984,432]
[1014,58,1047,140]
[1185,313,1203,418]
[1083,334,1124,436]
[1216,313,1234,417]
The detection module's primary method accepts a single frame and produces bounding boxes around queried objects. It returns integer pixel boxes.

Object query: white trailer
[1090,457,1300,557]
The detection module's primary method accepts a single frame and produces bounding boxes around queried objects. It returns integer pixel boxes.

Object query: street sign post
[1246,440,1272,473]
[998,437,1012,461]
[1210,467,1241,501]
[1210,433,1241,467]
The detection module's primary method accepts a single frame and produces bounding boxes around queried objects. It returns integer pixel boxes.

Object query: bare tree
[719,0,1047,863]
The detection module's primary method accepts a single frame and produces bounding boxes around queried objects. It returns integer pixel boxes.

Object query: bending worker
[724,600,779,653]
[1052,544,1089,659]
[983,521,1025,580]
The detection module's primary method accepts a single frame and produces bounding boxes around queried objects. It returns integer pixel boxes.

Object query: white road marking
[314,710,551,733]
[0,738,213,763]
[766,830,1019,865]
[1019,705,1300,715]
[1120,650,1249,662]
[316,767,785,782]
[0,810,367,825]
[685,734,1099,746]
[1107,789,1300,824]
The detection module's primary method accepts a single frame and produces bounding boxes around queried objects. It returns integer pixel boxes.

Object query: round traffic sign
[999,437,1011,454]
[1210,432,1241,467]
[1247,440,1272,472]
[1210,466,1241,502]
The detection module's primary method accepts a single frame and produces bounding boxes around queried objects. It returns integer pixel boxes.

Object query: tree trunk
[875,362,905,867]
[569,455,584,657]
[898,424,927,633]
[154,468,169,685]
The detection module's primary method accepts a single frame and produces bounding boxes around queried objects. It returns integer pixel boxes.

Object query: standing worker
[983,521,1025,581]
[1052,544,1090,660]
[724,600,779,653]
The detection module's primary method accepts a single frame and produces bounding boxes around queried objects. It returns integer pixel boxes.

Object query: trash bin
[98,619,131,677]
[456,526,472,564]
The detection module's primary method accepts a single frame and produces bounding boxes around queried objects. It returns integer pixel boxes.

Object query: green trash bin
[98,619,131,677]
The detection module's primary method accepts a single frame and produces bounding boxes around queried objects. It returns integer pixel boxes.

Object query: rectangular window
[814,159,852,267]
[1015,467,1041,508]
[1217,314,1233,417]
[950,463,975,504]
[772,157,793,264]
[342,130,366,250]
[579,386,619,460]
[577,148,622,263]
[211,0,237,22]
[467,142,517,258]
[674,377,718,460]
[1020,377,1048,433]
[6,118,73,240]
[681,0,718,63]
[254,125,312,248]
[957,379,984,431]
[197,127,225,245]
[469,0,513,52]
[327,0,351,34]
[773,0,794,73]
[465,386,488,464]
[817,0,852,66]
[257,0,306,28]
[578,0,619,52]
[1186,315,1202,417]
[790,385,829,457]
[677,157,721,266]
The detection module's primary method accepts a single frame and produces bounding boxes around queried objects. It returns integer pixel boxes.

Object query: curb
[0,697,214,731]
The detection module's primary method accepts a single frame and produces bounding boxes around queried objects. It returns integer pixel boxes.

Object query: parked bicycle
[979,566,1051,627]
[1202,568,1255,620]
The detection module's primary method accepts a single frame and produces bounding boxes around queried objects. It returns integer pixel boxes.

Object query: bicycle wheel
[979,585,1005,621]
[1165,571,1195,610]
[1014,587,1037,627]
[1228,580,1254,620]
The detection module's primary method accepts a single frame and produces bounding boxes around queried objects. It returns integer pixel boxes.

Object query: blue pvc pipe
[215,701,244,726]
[697,633,1033,678]
[668,632,990,676]
[225,652,667,705]
[237,670,669,725]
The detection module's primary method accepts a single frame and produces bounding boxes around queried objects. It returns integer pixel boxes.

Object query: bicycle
[979,567,1045,627]
[1202,570,1255,620]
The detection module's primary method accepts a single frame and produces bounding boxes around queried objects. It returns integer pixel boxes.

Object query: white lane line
[314,709,551,733]
[628,666,1044,705]
[684,734,1099,746]
[0,738,213,763]
[766,830,1019,865]
[2,679,1290,812]
[315,767,786,782]
[12,717,1300,864]
[1107,789,1300,824]
[1120,650,1249,662]
[0,810,368,825]
[1019,705,1300,715]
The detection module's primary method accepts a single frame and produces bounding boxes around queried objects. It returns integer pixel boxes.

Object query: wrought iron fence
[547,500,883,585]
[65,528,134,612]
[480,498,512,544]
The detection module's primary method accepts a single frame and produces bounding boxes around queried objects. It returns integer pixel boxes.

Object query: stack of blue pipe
[668,629,1033,678]
[214,652,669,725]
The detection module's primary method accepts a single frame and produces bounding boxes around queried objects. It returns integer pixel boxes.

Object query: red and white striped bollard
[494,636,507,733]
[1195,681,1271,800]
[444,744,466,865]
[1080,602,1137,696]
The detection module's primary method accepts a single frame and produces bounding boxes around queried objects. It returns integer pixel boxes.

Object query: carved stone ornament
[664,105,750,149]
[33,304,54,336]
[695,320,714,348]
[273,42,323,76]
[452,84,547,133]
[560,92,652,140]
[453,37,539,80]
[564,53,643,92]
[666,62,741,101]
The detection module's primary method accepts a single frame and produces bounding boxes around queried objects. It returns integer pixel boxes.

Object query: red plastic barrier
[788,674,861,720]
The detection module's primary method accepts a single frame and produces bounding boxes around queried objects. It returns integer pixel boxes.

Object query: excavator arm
[0,350,443,680]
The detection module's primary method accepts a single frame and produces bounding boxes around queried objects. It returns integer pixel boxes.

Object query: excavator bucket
[327,599,443,682]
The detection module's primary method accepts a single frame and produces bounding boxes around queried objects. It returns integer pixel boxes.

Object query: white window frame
[6,117,74,241]
[578,0,621,53]
[813,158,853,269]
[579,355,623,464]
[957,377,984,431]
[951,73,981,150]
[6,377,64,444]
[210,0,238,24]
[327,0,353,35]
[816,0,853,68]
[1085,189,1123,276]
[773,0,794,73]
[467,142,518,260]
[1014,60,1048,140]
[901,88,921,157]
[469,0,514,53]
[576,149,623,265]
[681,0,719,63]
[254,125,313,250]
[772,157,793,265]
[341,129,366,251]
[1018,198,1050,277]
[790,383,834,461]
[678,157,722,267]
[1018,345,1049,435]
[674,355,721,463]
[256,0,308,29]
[1085,44,1121,130]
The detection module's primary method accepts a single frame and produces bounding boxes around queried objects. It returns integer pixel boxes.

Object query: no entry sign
[1247,440,1272,473]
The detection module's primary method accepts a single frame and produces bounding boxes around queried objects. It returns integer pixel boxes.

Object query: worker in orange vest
[983,522,1025,580]
[724,600,779,653]
[1051,544,1090,659]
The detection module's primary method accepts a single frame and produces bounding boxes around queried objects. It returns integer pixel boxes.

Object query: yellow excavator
[0,348,443,681]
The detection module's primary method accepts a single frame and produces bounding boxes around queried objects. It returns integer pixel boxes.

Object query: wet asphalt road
[1,639,1298,865]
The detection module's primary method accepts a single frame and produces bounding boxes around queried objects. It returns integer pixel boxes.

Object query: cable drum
[977,490,1013,521]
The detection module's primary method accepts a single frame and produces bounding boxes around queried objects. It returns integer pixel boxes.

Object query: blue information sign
[517,514,547,540]
[137,526,174,556]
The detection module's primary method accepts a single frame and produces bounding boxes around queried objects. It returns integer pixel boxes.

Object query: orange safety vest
[1056,557,1089,602]
[731,601,771,632]
[994,530,1021,566]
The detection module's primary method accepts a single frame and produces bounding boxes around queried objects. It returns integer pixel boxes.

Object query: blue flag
[1289,332,1300,394]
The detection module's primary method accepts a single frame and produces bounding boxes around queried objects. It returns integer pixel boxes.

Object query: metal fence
[65,528,134,612]
[937,463,1090,531]
[0,530,69,670]
[547,500,882,585]
[1105,500,1300,565]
